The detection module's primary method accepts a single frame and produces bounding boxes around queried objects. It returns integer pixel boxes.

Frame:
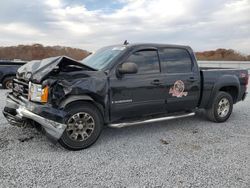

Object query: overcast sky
[0,0,249,53]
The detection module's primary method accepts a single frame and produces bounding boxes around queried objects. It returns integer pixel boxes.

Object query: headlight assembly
[28,82,49,103]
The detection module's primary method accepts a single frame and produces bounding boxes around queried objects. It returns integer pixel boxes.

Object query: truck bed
[200,67,240,70]
[199,67,248,108]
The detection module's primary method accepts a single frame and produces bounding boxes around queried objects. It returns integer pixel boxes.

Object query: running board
[108,112,195,128]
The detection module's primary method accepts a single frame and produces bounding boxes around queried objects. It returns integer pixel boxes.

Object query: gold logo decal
[169,80,188,98]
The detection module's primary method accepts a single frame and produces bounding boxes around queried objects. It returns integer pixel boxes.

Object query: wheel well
[219,86,238,103]
[1,74,15,83]
[64,100,105,120]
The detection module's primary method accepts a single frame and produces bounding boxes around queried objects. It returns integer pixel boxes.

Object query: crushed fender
[17,56,109,108]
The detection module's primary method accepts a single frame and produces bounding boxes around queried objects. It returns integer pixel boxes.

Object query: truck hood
[17,56,96,83]
[16,56,108,107]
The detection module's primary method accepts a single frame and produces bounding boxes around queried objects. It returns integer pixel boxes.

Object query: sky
[0,0,249,53]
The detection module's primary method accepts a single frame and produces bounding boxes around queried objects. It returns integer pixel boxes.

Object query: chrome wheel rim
[217,98,230,118]
[5,80,13,89]
[66,112,95,141]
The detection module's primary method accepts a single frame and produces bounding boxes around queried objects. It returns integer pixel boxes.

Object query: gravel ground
[0,89,249,188]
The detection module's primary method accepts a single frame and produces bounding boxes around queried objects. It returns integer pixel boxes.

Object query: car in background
[0,60,26,89]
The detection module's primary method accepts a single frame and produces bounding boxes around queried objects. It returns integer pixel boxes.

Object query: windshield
[81,46,126,70]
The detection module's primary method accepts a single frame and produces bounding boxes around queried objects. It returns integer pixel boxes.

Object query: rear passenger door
[159,48,200,112]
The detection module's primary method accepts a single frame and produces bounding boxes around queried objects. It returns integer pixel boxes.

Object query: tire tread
[206,91,233,123]
[58,102,103,150]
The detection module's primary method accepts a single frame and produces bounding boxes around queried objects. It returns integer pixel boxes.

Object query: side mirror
[118,62,138,75]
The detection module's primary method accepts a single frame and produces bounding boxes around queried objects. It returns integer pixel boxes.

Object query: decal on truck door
[169,80,188,98]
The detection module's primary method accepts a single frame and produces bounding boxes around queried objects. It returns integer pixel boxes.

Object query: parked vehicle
[3,43,248,150]
[0,60,26,89]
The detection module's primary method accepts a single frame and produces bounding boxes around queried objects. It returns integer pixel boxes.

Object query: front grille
[12,78,29,98]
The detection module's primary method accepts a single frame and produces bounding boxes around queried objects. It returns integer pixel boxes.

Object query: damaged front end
[3,94,67,140]
[3,56,108,141]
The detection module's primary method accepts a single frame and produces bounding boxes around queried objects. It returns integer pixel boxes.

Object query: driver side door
[109,49,167,122]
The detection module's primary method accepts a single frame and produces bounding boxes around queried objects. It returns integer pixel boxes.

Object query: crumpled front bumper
[3,93,67,140]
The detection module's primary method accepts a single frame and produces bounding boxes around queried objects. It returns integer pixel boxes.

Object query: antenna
[123,40,129,45]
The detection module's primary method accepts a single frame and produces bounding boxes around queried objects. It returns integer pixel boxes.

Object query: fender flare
[207,75,240,108]
[59,95,94,108]
[59,95,105,119]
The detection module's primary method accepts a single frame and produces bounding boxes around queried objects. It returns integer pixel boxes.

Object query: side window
[159,48,192,73]
[126,50,160,74]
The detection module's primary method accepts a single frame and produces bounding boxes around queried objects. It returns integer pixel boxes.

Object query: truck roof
[126,43,190,48]
[0,59,26,63]
[106,43,193,52]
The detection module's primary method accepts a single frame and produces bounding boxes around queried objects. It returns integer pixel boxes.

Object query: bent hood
[17,56,96,83]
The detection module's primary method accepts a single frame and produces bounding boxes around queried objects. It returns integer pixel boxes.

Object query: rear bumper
[3,93,67,140]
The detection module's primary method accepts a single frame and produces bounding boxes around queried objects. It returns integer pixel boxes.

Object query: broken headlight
[28,82,49,103]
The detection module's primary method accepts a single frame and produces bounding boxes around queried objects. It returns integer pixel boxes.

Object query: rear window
[159,48,192,73]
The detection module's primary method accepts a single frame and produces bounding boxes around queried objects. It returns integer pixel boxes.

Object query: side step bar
[108,112,195,128]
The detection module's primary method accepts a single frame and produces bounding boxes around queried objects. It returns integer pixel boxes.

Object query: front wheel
[2,76,15,89]
[59,102,103,150]
[206,91,233,122]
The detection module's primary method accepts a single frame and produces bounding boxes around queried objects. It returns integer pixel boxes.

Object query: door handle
[187,77,197,82]
[151,79,163,85]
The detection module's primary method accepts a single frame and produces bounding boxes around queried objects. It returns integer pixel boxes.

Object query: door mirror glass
[118,62,138,75]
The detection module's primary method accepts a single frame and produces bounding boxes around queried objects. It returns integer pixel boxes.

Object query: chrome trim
[13,78,29,86]
[16,106,67,140]
[108,112,195,128]
[7,95,26,107]
[3,110,24,127]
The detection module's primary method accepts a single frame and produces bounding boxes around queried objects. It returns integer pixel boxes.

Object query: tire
[59,102,103,150]
[206,91,233,123]
[2,76,15,89]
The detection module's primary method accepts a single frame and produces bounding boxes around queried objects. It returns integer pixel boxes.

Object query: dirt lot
[0,89,249,187]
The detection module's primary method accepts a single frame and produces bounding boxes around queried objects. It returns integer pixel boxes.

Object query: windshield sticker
[112,47,126,51]
[169,80,188,98]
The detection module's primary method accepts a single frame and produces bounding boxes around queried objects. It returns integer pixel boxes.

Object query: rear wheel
[59,102,103,150]
[2,76,15,89]
[206,91,233,122]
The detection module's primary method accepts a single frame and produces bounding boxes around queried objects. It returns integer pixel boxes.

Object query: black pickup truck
[3,43,248,150]
[0,60,26,89]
